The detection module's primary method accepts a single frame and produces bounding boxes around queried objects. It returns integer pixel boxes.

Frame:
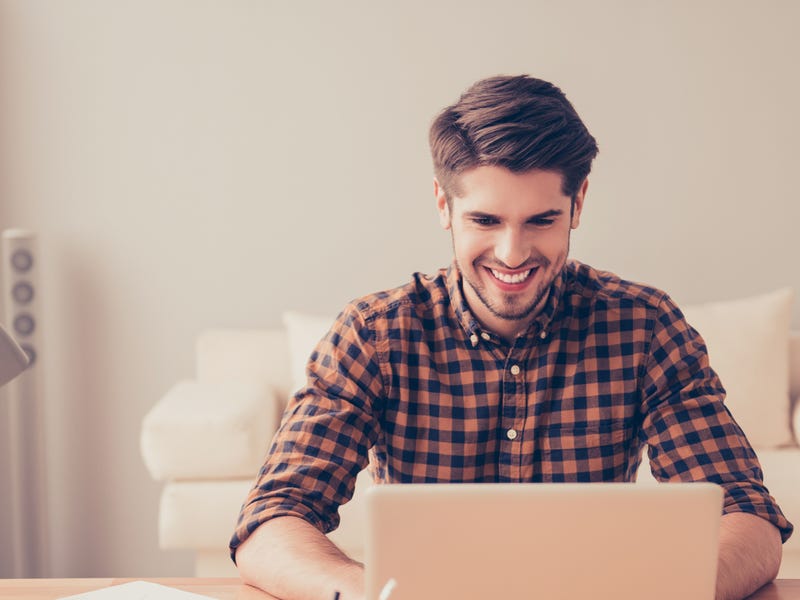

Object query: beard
[455,237,570,324]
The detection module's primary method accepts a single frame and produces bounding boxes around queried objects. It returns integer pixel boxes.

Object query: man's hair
[429,75,599,203]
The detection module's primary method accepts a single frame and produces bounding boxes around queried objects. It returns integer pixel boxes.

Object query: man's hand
[236,516,365,600]
[715,512,782,600]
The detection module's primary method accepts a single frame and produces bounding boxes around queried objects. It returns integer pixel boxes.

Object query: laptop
[365,482,723,600]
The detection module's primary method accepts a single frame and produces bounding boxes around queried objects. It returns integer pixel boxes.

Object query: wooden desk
[0,577,798,599]
[0,578,275,599]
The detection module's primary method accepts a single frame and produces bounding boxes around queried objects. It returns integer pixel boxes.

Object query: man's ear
[570,178,589,229]
[434,178,452,230]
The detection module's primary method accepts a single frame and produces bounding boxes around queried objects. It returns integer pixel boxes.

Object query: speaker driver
[12,282,34,304]
[11,248,33,273]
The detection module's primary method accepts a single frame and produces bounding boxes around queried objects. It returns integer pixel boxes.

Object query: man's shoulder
[564,260,670,312]
[344,268,451,324]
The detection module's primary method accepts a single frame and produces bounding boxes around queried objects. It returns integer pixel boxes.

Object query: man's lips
[484,266,538,290]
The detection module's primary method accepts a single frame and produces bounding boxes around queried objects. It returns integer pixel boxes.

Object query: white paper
[58,580,216,600]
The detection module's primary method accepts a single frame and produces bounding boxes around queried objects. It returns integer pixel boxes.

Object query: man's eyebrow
[462,209,565,220]
[462,211,497,219]
[526,209,564,220]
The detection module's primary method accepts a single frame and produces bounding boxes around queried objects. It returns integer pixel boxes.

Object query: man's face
[436,166,586,340]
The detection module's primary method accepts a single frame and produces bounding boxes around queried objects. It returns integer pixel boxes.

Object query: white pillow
[682,288,794,449]
[282,310,336,395]
[793,399,800,445]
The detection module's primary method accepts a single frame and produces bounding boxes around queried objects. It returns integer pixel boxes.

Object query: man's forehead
[449,166,570,211]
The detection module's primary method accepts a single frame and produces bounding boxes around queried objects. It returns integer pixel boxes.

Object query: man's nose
[494,228,529,269]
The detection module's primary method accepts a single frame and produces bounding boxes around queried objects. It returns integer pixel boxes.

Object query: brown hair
[429,75,598,203]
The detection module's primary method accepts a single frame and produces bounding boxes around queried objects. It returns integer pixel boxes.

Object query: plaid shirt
[230,260,793,557]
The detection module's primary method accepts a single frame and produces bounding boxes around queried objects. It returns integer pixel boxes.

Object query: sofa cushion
[794,400,800,445]
[141,380,278,480]
[757,448,800,553]
[159,479,254,550]
[195,329,292,397]
[159,472,373,560]
[682,288,794,449]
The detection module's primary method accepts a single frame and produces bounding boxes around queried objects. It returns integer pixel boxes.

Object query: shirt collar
[445,260,567,345]
[446,262,481,340]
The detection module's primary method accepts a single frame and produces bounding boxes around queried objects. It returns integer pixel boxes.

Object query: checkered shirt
[230,260,793,558]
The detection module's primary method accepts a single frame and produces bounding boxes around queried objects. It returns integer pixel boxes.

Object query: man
[232,75,793,600]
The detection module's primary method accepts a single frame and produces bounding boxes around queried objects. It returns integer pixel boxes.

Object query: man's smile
[484,266,538,291]
[489,267,533,283]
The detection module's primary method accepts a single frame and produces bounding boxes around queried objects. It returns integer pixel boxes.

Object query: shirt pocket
[536,423,630,482]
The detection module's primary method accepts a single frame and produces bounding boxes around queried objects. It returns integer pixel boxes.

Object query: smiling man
[232,75,793,600]
[438,167,584,341]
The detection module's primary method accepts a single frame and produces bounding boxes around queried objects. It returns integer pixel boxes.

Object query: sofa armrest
[158,479,254,550]
[141,380,282,481]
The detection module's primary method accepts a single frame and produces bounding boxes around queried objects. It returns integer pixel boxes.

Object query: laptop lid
[365,482,723,600]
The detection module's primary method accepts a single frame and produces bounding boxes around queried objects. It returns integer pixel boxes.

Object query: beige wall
[0,0,798,577]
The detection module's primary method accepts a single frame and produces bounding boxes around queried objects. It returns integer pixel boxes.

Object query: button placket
[500,350,526,483]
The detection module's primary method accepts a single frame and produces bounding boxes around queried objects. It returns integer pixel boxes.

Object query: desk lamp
[0,321,29,387]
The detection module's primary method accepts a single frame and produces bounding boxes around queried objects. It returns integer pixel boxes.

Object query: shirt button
[510,364,521,376]
[506,429,518,440]
[481,332,491,341]
[539,329,547,339]
[470,334,479,347]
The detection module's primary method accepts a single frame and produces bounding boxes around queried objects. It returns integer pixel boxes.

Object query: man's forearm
[236,516,364,600]
[715,512,782,600]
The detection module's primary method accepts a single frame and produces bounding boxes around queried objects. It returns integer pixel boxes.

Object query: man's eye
[532,218,555,226]
[472,217,497,226]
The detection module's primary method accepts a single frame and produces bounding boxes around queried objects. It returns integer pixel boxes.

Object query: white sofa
[141,306,800,578]
[141,327,374,577]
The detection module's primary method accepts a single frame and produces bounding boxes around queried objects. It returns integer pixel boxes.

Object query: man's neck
[463,286,549,344]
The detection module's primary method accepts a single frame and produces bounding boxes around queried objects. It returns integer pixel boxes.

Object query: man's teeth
[491,269,532,284]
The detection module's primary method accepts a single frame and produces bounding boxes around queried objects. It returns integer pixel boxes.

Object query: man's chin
[486,299,543,322]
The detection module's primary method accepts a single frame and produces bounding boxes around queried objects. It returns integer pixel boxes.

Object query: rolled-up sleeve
[229,304,384,561]
[640,295,793,542]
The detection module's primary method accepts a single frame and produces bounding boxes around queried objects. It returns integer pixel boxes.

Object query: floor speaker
[2,229,49,577]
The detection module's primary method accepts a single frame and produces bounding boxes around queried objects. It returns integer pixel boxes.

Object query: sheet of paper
[58,580,215,600]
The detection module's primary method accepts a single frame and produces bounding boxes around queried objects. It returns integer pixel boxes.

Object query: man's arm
[715,512,782,600]
[236,516,365,600]
[231,304,383,598]
[639,295,792,570]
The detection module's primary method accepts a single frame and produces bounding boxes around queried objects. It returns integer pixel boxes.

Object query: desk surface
[1,578,798,599]
[0,578,274,600]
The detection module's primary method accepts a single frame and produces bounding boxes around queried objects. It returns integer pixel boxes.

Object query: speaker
[2,229,49,577]
[3,230,38,366]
